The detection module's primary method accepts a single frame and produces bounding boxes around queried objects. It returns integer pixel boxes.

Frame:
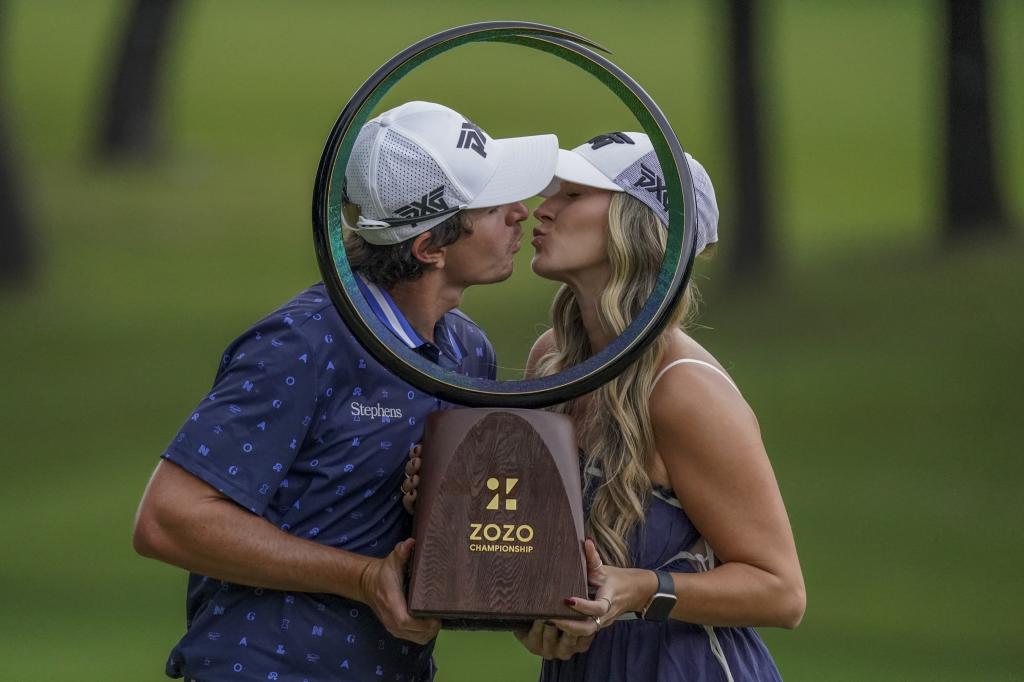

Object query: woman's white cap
[344,101,558,245]
[542,132,719,254]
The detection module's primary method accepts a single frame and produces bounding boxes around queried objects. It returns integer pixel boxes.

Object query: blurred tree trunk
[944,0,1006,242]
[0,104,33,287]
[96,0,182,161]
[0,1,34,287]
[726,0,773,280]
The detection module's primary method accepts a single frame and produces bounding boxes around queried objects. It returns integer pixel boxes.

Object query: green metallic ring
[312,21,697,408]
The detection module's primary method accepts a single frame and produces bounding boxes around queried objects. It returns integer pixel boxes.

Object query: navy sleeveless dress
[540,479,783,682]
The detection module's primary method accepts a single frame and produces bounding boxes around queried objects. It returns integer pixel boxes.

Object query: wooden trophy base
[407,408,587,630]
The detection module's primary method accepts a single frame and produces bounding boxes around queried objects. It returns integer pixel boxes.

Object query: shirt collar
[355,274,463,364]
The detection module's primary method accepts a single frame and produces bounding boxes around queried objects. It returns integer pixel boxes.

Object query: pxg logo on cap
[542,131,720,255]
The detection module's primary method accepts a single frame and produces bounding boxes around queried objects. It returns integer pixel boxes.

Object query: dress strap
[651,359,740,395]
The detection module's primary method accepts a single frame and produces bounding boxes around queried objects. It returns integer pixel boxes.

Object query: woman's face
[530,182,613,285]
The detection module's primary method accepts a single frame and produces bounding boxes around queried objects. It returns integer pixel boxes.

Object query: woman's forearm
[664,561,805,629]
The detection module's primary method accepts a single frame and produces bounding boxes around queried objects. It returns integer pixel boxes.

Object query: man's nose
[506,201,529,225]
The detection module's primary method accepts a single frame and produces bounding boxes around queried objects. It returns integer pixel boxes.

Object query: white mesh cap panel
[375,129,467,219]
[343,122,382,224]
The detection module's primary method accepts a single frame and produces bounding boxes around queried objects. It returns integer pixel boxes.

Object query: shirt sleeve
[162,316,319,516]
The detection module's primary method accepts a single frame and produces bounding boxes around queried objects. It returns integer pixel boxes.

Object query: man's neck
[387,272,464,343]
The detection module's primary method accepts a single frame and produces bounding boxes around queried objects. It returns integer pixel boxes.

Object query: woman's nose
[534,197,556,223]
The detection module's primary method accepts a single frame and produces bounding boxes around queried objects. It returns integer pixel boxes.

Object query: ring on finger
[592,615,602,629]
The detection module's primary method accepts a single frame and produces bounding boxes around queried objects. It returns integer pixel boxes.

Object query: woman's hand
[401,444,421,514]
[513,620,595,661]
[552,539,659,636]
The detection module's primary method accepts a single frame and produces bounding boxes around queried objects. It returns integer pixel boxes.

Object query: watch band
[641,570,677,621]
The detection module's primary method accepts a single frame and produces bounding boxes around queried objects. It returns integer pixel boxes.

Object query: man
[133,101,558,682]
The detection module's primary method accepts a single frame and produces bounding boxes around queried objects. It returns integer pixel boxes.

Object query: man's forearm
[133,460,375,601]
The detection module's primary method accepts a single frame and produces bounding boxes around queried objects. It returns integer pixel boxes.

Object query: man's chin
[470,264,515,286]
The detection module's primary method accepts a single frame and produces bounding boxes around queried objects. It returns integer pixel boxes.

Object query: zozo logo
[486,477,518,511]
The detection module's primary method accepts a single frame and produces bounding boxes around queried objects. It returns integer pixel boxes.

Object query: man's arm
[133,459,439,644]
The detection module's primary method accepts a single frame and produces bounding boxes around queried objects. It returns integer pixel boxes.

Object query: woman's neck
[567,270,613,354]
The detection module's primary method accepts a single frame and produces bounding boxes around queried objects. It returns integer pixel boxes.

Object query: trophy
[406,408,586,627]
[313,22,700,629]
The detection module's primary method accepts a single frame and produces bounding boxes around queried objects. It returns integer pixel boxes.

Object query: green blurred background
[1,1,1022,680]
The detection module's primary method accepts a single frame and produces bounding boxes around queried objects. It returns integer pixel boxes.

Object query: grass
[1,1,1022,680]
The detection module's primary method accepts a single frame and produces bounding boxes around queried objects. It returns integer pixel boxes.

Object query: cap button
[378,115,391,127]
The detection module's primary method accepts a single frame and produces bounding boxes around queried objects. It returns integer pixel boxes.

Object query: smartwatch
[641,570,677,621]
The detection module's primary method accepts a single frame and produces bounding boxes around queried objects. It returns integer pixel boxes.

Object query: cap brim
[540,149,623,197]
[466,134,559,209]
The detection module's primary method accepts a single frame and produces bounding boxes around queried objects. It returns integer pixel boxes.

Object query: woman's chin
[530,258,559,281]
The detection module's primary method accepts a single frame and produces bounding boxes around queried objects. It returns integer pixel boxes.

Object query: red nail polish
[564,598,577,606]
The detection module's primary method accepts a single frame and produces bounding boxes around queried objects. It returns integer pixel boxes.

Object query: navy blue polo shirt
[161,279,495,682]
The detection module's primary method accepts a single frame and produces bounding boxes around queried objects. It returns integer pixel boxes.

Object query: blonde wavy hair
[534,192,697,568]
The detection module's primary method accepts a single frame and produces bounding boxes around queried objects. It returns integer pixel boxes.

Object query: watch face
[643,594,677,621]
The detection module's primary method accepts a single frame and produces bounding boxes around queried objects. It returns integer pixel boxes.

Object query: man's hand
[401,444,422,514]
[513,620,595,660]
[358,538,440,645]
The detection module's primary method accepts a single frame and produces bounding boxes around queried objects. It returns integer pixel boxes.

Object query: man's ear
[410,232,446,269]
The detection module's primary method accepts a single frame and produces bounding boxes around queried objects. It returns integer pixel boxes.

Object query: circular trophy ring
[312,21,698,408]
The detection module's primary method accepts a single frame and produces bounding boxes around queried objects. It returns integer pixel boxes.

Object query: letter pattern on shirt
[161,283,492,681]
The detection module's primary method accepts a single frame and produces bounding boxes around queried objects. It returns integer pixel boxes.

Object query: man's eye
[566,192,581,199]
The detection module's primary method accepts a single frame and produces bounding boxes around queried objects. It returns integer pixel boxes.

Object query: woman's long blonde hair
[534,192,696,568]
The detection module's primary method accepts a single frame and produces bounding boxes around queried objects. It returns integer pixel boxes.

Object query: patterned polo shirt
[161,279,495,682]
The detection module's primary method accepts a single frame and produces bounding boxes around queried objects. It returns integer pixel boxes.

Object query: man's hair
[344,211,472,290]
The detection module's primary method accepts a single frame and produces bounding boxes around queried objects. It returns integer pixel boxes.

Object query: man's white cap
[542,132,720,255]
[344,101,558,245]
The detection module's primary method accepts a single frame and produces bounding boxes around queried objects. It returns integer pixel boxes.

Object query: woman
[406,132,804,680]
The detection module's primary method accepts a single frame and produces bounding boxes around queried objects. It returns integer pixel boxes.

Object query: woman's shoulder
[525,328,557,378]
[647,334,762,483]
[649,331,752,429]
[656,331,735,386]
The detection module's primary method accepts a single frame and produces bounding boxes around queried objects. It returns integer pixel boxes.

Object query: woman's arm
[557,365,805,636]
[648,366,806,628]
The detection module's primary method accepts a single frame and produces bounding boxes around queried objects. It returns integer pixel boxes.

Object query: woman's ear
[410,231,446,269]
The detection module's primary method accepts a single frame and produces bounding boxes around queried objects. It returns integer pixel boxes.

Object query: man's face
[442,202,529,286]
